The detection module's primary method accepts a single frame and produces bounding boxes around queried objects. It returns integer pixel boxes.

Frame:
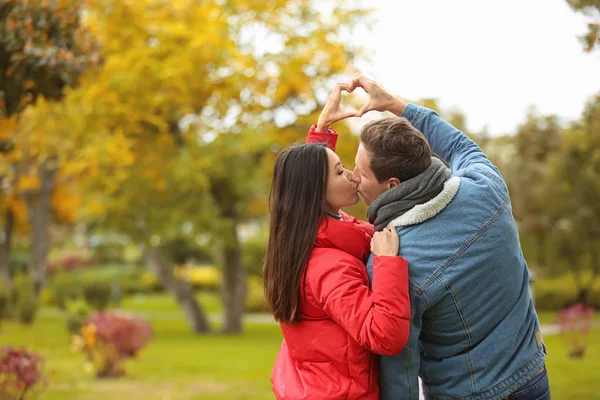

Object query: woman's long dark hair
[263,143,329,324]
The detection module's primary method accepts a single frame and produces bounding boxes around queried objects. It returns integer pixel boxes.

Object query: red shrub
[78,311,153,378]
[0,346,47,399]
[557,303,595,358]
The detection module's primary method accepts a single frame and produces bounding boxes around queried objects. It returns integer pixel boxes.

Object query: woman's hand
[316,83,359,132]
[371,227,400,257]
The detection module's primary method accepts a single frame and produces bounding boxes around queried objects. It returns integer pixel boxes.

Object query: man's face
[352,143,390,206]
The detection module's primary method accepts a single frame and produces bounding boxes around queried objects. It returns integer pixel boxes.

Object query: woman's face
[325,148,360,213]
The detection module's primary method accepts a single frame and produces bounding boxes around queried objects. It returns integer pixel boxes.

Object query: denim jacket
[366,104,546,400]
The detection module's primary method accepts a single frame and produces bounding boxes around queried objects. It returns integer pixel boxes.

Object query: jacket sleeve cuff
[306,124,339,151]
[401,103,423,126]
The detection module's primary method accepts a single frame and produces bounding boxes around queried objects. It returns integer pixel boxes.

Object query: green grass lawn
[119,292,222,314]
[544,330,600,399]
[1,311,281,400]
[1,306,599,400]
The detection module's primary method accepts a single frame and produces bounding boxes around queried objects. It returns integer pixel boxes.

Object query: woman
[264,84,411,400]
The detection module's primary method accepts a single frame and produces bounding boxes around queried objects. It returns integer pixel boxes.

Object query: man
[316,75,550,400]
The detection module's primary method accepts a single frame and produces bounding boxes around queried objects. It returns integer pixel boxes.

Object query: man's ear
[388,177,401,189]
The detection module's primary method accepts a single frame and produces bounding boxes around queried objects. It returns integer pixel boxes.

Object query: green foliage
[566,0,600,52]
[245,276,267,313]
[50,272,83,310]
[39,287,56,307]
[0,283,7,322]
[91,244,126,265]
[0,0,100,118]
[17,292,38,325]
[242,232,268,277]
[534,273,600,311]
[8,251,29,276]
[82,279,112,311]
[162,237,213,265]
[9,275,39,324]
[65,298,92,335]
[9,273,31,305]
[483,94,600,299]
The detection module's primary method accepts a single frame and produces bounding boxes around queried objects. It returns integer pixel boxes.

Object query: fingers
[371,227,398,256]
[340,110,360,119]
[328,82,350,103]
[349,74,373,93]
[358,101,372,117]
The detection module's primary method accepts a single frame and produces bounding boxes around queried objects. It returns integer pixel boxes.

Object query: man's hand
[348,74,408,117]
[316,83,359,132]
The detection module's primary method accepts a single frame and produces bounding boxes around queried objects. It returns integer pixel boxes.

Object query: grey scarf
[367,157,451,231]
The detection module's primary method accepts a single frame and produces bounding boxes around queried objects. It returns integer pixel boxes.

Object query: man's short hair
[359,117,432,182]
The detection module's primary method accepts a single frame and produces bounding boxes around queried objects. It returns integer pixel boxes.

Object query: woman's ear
[388,177,401,189]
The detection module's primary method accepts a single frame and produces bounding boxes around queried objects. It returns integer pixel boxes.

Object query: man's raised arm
[348,74,501,176]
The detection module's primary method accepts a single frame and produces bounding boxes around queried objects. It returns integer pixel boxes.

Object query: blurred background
[0,0,598,399]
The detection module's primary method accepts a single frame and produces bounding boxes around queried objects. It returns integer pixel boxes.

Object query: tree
[548,94,600,303]
[0,0,99,293]
[567,0,600,52]
[508,107,561,269]
[61,0,370,333]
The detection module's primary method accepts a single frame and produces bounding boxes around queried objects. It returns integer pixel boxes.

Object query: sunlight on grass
[119,292,222,314]
[1,308,598,399]
[1,311,280,400]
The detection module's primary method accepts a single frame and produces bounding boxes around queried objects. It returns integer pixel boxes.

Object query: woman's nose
[344,168,353,180]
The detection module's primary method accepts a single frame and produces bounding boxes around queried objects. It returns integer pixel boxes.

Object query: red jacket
[270,126,411,400]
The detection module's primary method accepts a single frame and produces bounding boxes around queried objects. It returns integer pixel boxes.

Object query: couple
[263,75,550,400]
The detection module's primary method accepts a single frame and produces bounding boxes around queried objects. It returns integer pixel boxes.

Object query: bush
[0,284,7,320]
[163,237,213,265]
[17,294,38,325]
[9,274,30,307]
[119,274,144,295]
[110,267,156,295]
[0,346,47,399]
[46,253,93,275]
[74,311,153,378]
[0,284,7,329]
[243,235,267,277]
[557,303,595,358]
[65,299,92,335]
[245,276,267,313]
[91,244,125,265]
[83,280,112,311]
[174,266,221,292]
[8,275,39,324]
[140,271,163,293]
[39,287,56,307]
[51,272,83,309]
[533,273,600,311]
[8,251,30,277]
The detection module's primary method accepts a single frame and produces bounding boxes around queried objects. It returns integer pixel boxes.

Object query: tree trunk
[143,247,211,333]
[0,208,14,289]
[221,218,246,334]
[27,161,57,296]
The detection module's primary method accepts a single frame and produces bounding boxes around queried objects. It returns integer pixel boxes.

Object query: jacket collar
[314,212,373,263]
[387,176,461,227]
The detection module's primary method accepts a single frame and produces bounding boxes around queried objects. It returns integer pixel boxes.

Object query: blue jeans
[507,367,551,400]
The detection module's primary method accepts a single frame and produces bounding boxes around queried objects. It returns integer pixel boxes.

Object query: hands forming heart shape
[316,74,399,132]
